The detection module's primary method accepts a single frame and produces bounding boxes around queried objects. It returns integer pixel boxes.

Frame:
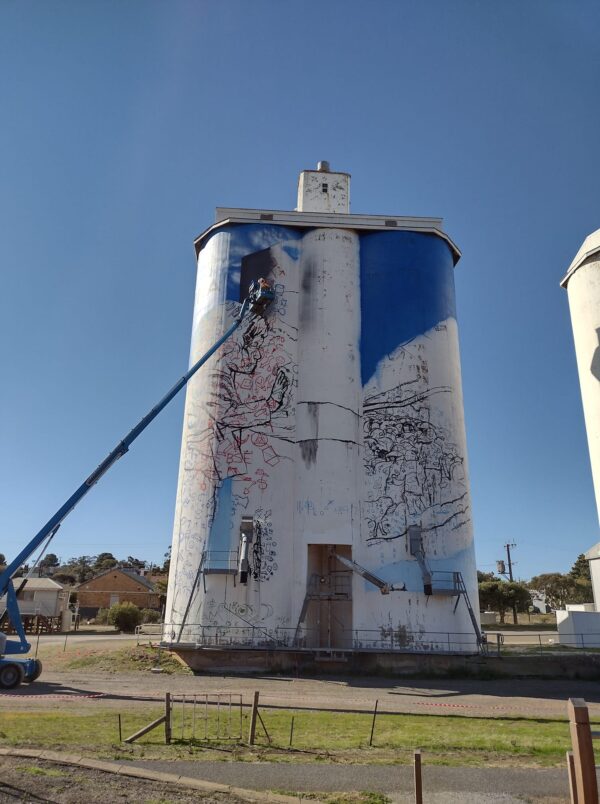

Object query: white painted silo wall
[165,227,302,642]
[165,223,479,652]
[293,229,362,642]
[564,247,600,526]
[353,317,478,648]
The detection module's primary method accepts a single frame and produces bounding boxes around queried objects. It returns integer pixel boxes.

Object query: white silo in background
[562,229,600,525]
[562,230,600,619]
[164,164,481,668]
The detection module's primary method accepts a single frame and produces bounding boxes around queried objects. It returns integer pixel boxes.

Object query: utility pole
[505,542,517,624]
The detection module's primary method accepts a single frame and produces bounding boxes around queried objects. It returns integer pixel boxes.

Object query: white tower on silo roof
[296,161,350,213]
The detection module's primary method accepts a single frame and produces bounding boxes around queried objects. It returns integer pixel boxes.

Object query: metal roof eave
[193,208,462,265]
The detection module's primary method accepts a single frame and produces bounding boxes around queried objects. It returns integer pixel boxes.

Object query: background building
[164,164,480,666]
[0,578,71,633]
[77,568,159,618]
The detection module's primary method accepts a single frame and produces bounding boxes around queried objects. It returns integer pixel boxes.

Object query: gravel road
[3,671,600,721]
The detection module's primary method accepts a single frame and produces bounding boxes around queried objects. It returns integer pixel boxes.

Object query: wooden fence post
[124,714,167,744]
[568,698,598,803]
[248,691,259,745]
[165,692,172,745]
[566,750,579,804]
[413,749,423,804]
[369,699,379,746]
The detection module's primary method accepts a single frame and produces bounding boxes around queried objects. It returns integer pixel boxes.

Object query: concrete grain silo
[561,229,600,527]
[163,164,481,670]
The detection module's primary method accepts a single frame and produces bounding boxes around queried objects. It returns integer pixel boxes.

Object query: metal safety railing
[201,550,239,574]
[428,571,463,595]
[161,623,481,653]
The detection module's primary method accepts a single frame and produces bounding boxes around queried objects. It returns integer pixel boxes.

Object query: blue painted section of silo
[359,231,457,385]
[200,224,303,301]
[205,476,234,570]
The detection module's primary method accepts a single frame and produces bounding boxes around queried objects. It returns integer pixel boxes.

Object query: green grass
[33,644,191,674]
[274,794,391,804]
[0,706,592,768]
[15,764,66,777]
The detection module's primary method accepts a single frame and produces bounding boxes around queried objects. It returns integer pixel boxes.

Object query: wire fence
[486,631,600,656]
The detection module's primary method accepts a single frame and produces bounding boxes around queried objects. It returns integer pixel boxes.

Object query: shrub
[107,602,142,632]
[140,608,161,624]
[95,608,110,625]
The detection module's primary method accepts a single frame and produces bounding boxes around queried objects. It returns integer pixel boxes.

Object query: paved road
[128,760,573,802]
[486,631,559,647]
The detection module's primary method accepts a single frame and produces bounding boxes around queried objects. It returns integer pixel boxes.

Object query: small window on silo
[322,183,328,193]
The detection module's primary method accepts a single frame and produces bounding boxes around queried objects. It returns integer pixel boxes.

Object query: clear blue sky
[1,1,599,579]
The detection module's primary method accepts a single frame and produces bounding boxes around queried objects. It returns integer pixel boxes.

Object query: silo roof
[193,208,461,265]
[584,540,600,561]
[561,228,600,288]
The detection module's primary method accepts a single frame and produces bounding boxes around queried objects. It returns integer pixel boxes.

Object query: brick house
[76,568,160,617]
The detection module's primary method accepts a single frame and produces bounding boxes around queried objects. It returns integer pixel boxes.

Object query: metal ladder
[176,551,207,642]
[452,572,485,650]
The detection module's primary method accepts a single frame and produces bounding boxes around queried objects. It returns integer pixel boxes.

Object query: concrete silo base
[167,646,600,680]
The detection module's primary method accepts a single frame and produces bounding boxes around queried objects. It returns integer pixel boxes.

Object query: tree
[108,602,142,632]
[529,573,576,609]
[64,556,95,583]
[477,570,496,583]
[154,577,168,594]
[53,572,76,586]
[505,581,532,616]
[94,553,118,572]
[479,579,531,623]
[567,554,594,603]
[39,553,60,574]
[570,554,591,582]
[161,546,171,574]
[140,608,161,624]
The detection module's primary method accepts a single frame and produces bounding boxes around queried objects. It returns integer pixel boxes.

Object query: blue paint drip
[359,231,457,386]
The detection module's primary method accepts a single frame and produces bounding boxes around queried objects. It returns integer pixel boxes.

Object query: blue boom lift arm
[0,280,274,684]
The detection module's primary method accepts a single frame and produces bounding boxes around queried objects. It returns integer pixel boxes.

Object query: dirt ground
[3,667,600,721]
[0,756,248,803]
[4,635,596,722]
